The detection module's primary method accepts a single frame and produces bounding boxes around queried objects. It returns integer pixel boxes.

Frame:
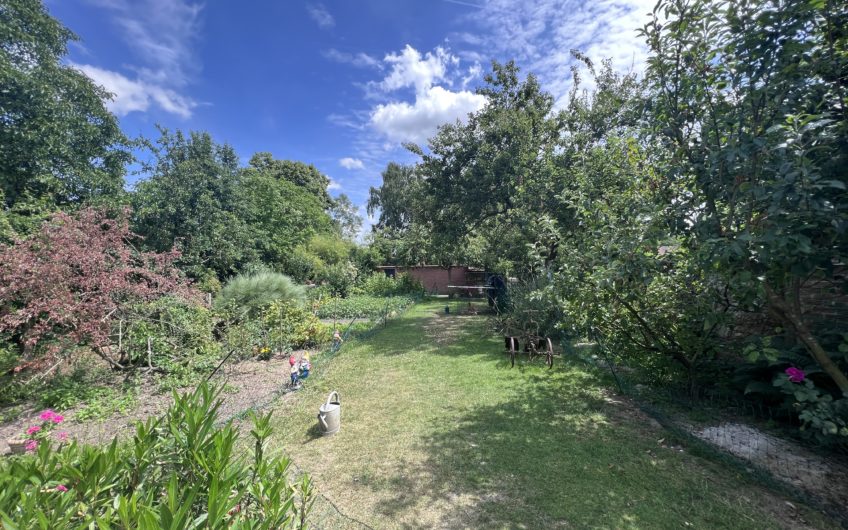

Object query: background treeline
[0,0,418,413]
[366,0,848,446]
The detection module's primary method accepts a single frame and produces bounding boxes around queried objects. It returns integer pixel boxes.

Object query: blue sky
[46,0,651,233]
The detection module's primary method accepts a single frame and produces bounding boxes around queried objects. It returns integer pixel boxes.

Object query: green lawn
[269,300,834,529]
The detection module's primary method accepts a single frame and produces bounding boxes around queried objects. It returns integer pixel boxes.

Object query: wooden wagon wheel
[544,337,554,369]
[505,336,518,368]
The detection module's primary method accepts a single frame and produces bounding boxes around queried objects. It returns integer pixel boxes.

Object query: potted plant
[7,437,29,454]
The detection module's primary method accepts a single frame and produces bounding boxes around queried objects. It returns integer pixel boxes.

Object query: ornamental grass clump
[0,384,313,528]
[216,270,306,317]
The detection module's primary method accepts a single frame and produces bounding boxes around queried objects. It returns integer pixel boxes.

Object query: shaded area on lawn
[268,301,838,529]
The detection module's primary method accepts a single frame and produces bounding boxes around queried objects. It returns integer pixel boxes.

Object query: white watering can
[318,391,341,435]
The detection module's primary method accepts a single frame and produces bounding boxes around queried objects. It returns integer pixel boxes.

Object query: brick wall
[386,267,469,295]
[729,274,848,343]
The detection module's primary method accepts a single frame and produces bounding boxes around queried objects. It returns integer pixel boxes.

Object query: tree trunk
[764,284,848,393]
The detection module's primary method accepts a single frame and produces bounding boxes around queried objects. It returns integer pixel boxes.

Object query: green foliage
[248,152,331,207]
[0,384,313,527]
[315,295,415,320]
[497,275,559,339]
[240,157,334,267]
[642,0,848,392]
[315,261,357,297]
[120,297,221,388]
[355,272,423,297]
[367,163,421,231]
[262,301,328,350]
[0,0,130,229]
[308,233,352,266]
[283,246,324,283]
[773,373,848,446]
[132,129,256,280]
[220,319,268,362]
[329,193,363,241]
[131,132,337,281]
[216,271,305,318]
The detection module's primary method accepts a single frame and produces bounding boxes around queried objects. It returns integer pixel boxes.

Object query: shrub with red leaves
[0,207,197,368]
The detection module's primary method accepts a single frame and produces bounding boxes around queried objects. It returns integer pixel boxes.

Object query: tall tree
[367,163,420,231]
[248,153,331,207]
[239,156,334,266]
[132,129,255,280]
[0,0,130,238]
[329,193,363,241]
[643,0,848,391]
[415,61,563,271]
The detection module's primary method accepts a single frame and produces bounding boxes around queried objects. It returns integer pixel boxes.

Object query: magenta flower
[57,431,69,442]
[55,485,68,493]
[39,410,56,422]
[25,439,38,452]
[51,414,64,424]
[26,425,41,436]
[786,367,806,383]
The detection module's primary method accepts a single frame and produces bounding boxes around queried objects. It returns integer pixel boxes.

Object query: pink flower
[57,431,69,442]
[786,367,805,383]
[25,439,38,452]
[51,414,64,424]
[39,410,56,422]
[26,425,41,436]
[55,485,68,492]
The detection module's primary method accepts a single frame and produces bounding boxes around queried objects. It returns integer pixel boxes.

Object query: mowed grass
[268,300,835,529]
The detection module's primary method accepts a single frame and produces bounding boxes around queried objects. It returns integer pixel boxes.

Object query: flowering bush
[0,384,313,527]
[773,370,848,446]
[785,367,806,384]
[20,409,67,453]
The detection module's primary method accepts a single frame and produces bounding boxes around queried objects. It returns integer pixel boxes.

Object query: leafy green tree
[643,0,848,392]
[329,193,362,241]
[415,61,564,272]
[239,159,333,267]
[248,152,331,207]
[307,233,352,266]
[0,0,130,238]
[367,163,421,231]
[132,129,255,279]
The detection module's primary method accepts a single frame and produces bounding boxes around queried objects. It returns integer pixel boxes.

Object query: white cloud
[328,179,343,191]
[79,0,202,117]
[339,157,365,170]
[379,45,457,94]
[461,62,482,89]
[323,49,382,69]
[307,3,335,29]
[72,63,195,118]
[457,0,654,104]
[371,86,486,144]
[366,45,486,145]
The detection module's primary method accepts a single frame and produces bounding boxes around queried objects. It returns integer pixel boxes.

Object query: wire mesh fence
[565,339,848,526]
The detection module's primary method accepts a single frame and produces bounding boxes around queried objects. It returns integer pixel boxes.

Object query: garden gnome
[300,352,311,379]
[289,355,299,386]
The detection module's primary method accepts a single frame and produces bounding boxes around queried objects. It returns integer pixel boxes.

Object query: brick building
[376,265,487,295]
